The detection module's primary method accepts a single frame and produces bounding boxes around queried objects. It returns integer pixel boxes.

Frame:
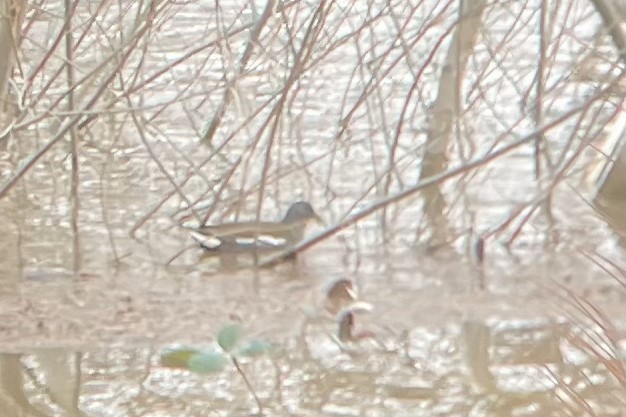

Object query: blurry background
[1,0,626,416]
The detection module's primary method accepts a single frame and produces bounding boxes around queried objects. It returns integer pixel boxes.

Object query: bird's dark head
[325,278,357,314]
[282,201,322,224]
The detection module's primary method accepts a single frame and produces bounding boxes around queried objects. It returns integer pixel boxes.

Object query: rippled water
[0,0,625,416]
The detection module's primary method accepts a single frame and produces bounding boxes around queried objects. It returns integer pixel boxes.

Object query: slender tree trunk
[419,0,487,245]
[0,0,25,146]
[589,0,626,61]
[586,0,626,243]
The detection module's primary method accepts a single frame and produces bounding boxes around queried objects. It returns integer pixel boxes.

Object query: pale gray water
[0,0,625,416]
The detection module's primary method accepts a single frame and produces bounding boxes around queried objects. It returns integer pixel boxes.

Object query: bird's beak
[344,285,357,300]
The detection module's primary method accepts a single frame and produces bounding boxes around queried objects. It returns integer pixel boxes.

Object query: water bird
[336,302,377,343]
[190,201,322,252]
[324,278,358,314]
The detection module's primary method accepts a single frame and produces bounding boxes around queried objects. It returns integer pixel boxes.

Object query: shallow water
[0,0,625,416]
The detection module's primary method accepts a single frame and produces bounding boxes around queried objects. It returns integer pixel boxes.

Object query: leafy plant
[159,324,271,412]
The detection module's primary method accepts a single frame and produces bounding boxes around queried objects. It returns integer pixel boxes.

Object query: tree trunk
[419,0,487,245]
[0,0,25,146]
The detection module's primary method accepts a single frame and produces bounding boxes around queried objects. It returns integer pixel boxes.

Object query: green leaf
[217,324,243,352]
[237,340,272,357]
[160,348,202,369]
[187,351,228,374]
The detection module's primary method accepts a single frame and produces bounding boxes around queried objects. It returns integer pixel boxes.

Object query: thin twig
[232,356,263,414]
